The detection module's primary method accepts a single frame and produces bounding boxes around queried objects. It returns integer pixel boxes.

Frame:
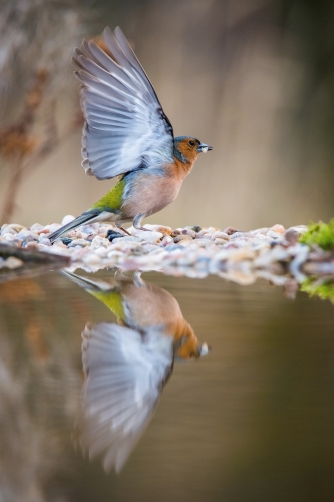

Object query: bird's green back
[90,290,125,321]
[92,179,126,211]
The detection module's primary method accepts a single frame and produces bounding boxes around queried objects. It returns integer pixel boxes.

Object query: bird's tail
[60,269,116,293]
[48,211,99,243]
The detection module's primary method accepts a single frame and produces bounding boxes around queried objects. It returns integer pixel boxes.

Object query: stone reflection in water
[62,270,209,473]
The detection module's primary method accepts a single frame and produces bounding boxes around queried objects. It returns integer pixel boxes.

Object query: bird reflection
[62,270,209,472]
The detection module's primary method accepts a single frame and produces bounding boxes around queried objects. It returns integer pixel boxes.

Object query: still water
[0,270,333,502]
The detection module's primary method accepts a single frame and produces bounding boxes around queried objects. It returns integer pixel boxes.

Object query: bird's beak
[198,343,211,356]
[197,143,213,153]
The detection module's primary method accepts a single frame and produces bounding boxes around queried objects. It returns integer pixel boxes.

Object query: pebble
[40,223,61,234]
[68,238,91,248]
[1,227,16,235]
[0,219,326,284]
[39,238,52,246]
[0,233,16,243]
[0,257,23,269]
[211,231,230,241]
[62,214,75,225]
[131,229,163,243]
[90,236,110,249]
[173,234,193,243]
[29,223,44,232]
[16,230,39,242]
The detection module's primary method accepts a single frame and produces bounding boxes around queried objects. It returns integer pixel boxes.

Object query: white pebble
[130,228,163,243]
[68,238,90,247]
[39,238,52,246]
[3,257,23,269]
[62,214,76,225]
[29,223,44,232]
[82,253,102,265]
[91,236,109,249]
[1,227,16,235]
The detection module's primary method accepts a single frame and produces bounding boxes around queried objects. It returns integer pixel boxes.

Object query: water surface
[0,271,333,502]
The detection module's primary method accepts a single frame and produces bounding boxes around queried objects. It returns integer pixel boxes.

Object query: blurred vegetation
[299,218,334,250]
[301,277,334,304]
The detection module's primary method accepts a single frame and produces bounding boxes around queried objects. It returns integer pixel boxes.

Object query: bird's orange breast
[121,165,186,219]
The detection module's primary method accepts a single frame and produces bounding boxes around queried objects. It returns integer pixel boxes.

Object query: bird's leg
[133,271,145,288]
[133,213,150,231]
[115,223,131,236]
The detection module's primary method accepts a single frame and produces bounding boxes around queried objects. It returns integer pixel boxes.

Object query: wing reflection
[81,322,173,473]
[62,271,209,472]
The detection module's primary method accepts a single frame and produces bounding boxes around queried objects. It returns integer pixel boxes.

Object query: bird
[61,270,209,359]
[61,270,210,472]
[48,26,212,243]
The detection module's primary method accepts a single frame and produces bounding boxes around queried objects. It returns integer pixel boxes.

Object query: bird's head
[173,320,211,360]
[173,136,213,165]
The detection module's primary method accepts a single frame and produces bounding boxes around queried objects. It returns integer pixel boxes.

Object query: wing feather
[79,322,173,472]
[74,27,174,180]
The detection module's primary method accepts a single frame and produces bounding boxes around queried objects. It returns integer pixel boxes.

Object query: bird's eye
[188,140,195,147]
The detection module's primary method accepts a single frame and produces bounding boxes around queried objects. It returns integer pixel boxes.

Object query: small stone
[68,238,91,247]
[6,224,25,233]
[94,246,109,257]
[267,230,282,239]
[91,236,110,249]
[231,232,247,240]
[61,238,73,246]
[188,238,212,248]
[29,223,44,232]
[98,225,111,237]
[181,229,196,238]
[62,214,75,225]
[1,227,16,235]
[37,242,59,252]
[16,230,39,242]
[25,241,39,249]
[215,238,229,246]
[107,230,125,241]
[0,233,16,243]
[161,235,173,246]
[222,226,241,235]
[284,228,299,245]
[271,224,285,234]
[146,225,172,236]
[3,257,23,269]
[131,230,163,243]
[164,244,186,251]
[173,234,193,243]
[82,253,102,265]
[39,238,52,246]
[112,236,141,244]
[40,223,61,235]
[52,240,67,249]
[187,225,202,232]
[211,231,230,241]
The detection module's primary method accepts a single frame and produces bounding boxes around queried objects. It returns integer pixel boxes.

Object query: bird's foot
[133,271,145,287]
[116,225,131,236]
[135,226,151,232]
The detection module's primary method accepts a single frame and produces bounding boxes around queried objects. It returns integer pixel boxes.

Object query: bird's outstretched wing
[73,27,174,180]
[80,322,173,473]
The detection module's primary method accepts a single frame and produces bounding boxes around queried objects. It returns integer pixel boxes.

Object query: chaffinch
[62,270,209,472]
[48,27,212,243]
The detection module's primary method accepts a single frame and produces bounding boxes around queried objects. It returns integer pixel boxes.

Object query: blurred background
[0,0,334,230]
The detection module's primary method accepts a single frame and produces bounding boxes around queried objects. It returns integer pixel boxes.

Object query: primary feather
[74,27,174,180]
[80,322,173,472]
